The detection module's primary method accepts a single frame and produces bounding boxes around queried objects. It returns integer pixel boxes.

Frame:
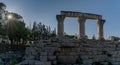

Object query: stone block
[72,48,79,52]
[52,60,57,65]
[112,57,120,62]
[70,52,77,55]
[102,48,115,51]
[40,52,47,56]
[35,61,51,65]
[117,44,120,47]
[116,47,120,51]
[108,51,120,55]
[42,47,56,52]
[36,43,44,47]
[48,52,54,56]
[82,59,93,64]
[58,55,77,64]
[101,62,109,65]
[25,55,35,60]
[48,56,56,61]
[103,44,116,48]
[112,62,120,65]
[87,55,107,62]
[112,55,120,58]
[40,56,47,61]
[80,55,89,59]
[81,63,92,65]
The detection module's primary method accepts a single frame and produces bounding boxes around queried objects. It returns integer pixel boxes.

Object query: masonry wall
[18,40,120,65]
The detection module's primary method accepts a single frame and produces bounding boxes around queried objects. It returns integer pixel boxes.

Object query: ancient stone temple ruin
[16,11,120,65]
[56,11,105,40]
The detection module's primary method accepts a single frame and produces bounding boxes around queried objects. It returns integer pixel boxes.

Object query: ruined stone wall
[17,40,120,65]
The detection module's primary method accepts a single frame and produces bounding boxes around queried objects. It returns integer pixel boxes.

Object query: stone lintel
[61,11,102,20]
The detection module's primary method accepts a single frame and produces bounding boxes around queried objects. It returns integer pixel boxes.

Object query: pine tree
[32,21,37,31]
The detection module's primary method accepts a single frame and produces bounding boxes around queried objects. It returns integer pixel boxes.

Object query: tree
[0,2,6,10]
[3,12,30,44]
[92,34,96,40]
[31,22,42,40]
[5,20,29,44]
[0,22,4,35]
[50,28,56,38]
[32,21,37,31]
[31,22,56,40]
[6,12,23,20]
[84,35,88,39]
[10,58,17,65]
[64,33,77,39]
[0,3,6,35]
[0,22,6,36]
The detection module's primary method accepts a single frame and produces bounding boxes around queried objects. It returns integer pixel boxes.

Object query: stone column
[97,19,105,40]
[56,15,65,39]
[78,17,86,39]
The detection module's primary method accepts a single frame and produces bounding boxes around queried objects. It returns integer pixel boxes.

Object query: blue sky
[1,0,120,39]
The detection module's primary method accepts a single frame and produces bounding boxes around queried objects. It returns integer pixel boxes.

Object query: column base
[56,35,64,41]
[77,36,87,40]
[98,37,105,41]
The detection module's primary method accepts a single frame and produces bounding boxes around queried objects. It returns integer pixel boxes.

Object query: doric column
[97,19,105,40]
[56,15,65,39]
[78,17,86,39]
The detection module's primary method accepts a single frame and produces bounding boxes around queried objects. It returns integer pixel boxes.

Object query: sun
[7,14,13,19]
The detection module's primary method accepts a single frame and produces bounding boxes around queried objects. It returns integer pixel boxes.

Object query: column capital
[78,17,86,23]
[56,15,65,23]
[97,19,105,25]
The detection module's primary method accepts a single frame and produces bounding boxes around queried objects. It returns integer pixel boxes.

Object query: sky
[1,0,120,39]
